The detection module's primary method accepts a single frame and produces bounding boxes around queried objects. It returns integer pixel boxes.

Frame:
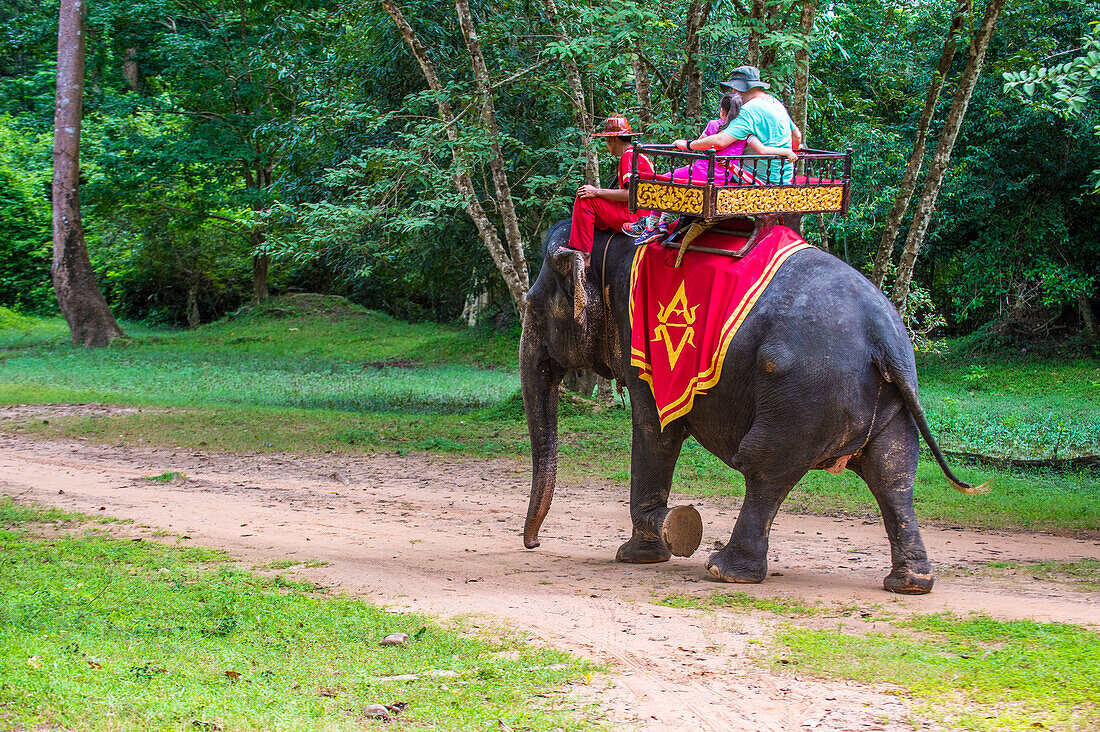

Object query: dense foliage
[0,0,1096,342]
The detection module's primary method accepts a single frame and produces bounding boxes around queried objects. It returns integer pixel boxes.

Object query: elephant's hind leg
[850,413,933,594]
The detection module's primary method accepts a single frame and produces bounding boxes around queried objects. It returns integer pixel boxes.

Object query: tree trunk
[461,289,489,326]
[51,0,124,347]
[595,375,614,406]
[758,1,780,71]
[122,47,144,93]
[563,369,597,398]
[815,212,830,253]
[871,0,971,288]
[186,285,200,328]
[1078,292,1098,345]
[539,0,599,186]
[252,251,269,304]
[632,49,653,130]
[454,0,529,297]
[891,0,1006,315]
[746,0,766,66]
[381,0,529,314]
[680,1,714,125]
[790,0,816,139]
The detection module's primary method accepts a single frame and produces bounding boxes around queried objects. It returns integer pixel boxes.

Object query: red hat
[594,114,637,137]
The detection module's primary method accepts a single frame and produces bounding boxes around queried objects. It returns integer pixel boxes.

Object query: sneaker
[622,219,648,237]
[634,222,669,246]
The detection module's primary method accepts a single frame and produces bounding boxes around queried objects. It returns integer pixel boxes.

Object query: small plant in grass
[256,557,302,570]
[144,470,187,482]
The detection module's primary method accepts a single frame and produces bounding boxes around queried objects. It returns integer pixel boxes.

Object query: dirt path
[2,424,1098,732]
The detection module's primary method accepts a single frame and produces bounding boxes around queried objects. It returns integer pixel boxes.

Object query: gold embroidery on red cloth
[651,281,698,370]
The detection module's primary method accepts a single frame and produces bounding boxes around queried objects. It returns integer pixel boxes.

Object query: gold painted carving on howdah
[636,182,705,215]
[715,185,845,216]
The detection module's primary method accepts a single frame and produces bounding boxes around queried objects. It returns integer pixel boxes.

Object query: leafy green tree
[0,116,51,312]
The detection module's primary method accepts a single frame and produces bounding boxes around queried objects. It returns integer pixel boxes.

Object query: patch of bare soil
[2,431,1098,732]
[0,403,162,421]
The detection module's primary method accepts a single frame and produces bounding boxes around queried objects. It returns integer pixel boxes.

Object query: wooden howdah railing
[628,143,852,221]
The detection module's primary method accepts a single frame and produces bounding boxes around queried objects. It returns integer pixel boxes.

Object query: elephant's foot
[883,565,934,595]
[704,547,767,583]
[661,505,703,558]
[616,535,671,564]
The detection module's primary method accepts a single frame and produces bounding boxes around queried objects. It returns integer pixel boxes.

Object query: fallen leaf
[86,660,102,670]
[224,671,241,681]
[26,657,43,669]
[385,701,408,714]
[318,687,339,697]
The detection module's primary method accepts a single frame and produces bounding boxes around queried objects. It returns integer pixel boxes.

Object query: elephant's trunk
[519,309,563,549]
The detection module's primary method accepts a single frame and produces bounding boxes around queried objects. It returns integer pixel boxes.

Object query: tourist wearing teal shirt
[677,65,803,184]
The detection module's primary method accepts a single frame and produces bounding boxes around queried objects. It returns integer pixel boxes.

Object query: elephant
[519,220,985,595]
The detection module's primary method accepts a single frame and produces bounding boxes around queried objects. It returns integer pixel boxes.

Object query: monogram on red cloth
[629,225,813,428]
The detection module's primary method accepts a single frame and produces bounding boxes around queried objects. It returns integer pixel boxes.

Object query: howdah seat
[628,143,852,263]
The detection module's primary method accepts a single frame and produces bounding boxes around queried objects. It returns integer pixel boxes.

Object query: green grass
[946,559,1100,592]
[775,613,1100,731]
[1,302,1097,535]
[0,298,517,414]
[0,497,598,731]
[917,351,1100,459]
[658,584,1100,730]
[657,591,825,617]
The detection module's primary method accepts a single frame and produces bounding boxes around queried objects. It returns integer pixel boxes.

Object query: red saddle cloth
[629,225,813,429]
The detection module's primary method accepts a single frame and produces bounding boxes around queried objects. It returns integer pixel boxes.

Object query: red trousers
[568,196,643,253]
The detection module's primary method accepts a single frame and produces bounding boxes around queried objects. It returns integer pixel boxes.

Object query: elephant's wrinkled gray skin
[520,220,984,595]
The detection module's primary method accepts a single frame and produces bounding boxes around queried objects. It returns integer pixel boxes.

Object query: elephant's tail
[879,358,991,495]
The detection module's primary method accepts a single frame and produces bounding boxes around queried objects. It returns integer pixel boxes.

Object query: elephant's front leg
[616,415,702,563]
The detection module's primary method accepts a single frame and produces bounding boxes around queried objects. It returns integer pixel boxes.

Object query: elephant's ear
[551,247,589,323]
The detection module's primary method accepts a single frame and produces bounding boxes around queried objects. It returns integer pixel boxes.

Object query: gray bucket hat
[720,65,771,92]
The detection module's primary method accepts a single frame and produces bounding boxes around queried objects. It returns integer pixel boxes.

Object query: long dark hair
[719,91,743,131]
